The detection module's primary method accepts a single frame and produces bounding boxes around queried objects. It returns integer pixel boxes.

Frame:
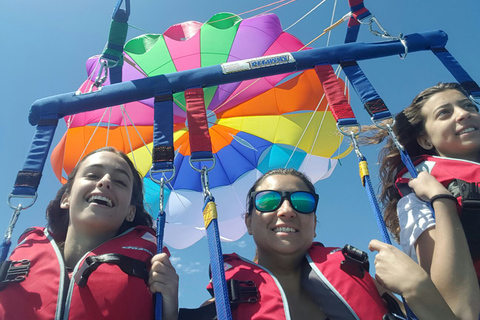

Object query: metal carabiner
[362,16,408,59]
[200,167,213,200]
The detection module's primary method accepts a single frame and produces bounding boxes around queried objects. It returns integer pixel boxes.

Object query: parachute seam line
[173,95,187,111]
[121,105,153,157]
[120,105,141,170]
[214,123,258,173]
[211,78,262,114]
[285,92,326,168]
[284,0,329,31]
[106,107,112,146]
[286,64,343,168]
[124,55,149,78]
[326,0,338,47]
[76,107,110,168]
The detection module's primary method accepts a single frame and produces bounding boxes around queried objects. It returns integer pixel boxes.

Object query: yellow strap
[359,160,369,186]
[203,201,218,229]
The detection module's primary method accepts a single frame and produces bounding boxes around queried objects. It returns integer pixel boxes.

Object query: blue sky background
[1,0,479,308]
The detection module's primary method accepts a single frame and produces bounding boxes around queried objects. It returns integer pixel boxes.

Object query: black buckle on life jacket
[75,253,148,287]
[340,244,369,279]
[0,259,30,289]
[228,279,258,304]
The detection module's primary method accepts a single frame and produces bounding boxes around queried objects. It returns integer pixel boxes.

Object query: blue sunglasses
[251,190,319,214]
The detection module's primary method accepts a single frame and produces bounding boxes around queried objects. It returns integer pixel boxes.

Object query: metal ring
[336,123,361,137]
[7,193,38,211]
[149,167,176,185]
[371,116,395,130]
[189,157,216,173]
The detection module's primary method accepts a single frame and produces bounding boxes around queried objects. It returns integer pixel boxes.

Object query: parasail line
[253,0,299,18]
[121,105,140,170]
[326,0,339,47]
[284,0,329,32]
[300,12,351,50]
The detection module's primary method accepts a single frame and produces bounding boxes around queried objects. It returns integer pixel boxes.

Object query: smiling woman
[0,147,179,320]
[172,168,462,319]
[362,82,480,319]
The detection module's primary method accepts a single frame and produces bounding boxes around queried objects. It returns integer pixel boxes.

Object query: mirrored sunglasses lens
[291,192,316,213]
[255,191,281,212]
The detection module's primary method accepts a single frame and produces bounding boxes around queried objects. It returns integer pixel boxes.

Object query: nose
[455,106,471,121]
[97,174,112,189]
[276,198,296,218]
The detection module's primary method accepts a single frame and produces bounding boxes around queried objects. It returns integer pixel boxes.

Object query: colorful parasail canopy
[51,12,351,249]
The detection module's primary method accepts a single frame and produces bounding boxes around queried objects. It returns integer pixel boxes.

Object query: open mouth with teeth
[458,127,478,135]
[272,227,298,233]
[88,195,114,208]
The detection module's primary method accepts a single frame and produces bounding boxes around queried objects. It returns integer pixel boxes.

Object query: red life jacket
[395,155,480,279]
[0,226,157,320]
[208,243,388,320]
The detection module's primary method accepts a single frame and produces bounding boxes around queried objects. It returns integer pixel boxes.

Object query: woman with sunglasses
[176,168,460,319]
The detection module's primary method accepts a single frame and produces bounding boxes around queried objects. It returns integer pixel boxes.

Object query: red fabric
[314,65,355,121]
[209,243,388,319]
[0,226,156,320]
[185,88,212,154]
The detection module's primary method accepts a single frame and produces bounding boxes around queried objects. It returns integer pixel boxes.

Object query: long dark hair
[361,83,469,240]
[46,147,153,241]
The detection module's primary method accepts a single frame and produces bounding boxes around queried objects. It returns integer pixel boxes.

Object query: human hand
[368,239,429,296]
[149,252,179,320]
[408,171,450,202]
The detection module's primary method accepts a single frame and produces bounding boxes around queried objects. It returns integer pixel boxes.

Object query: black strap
[448,179,480,259]
[179,302,218,320]
[0,259,30,290]
[74,253,148,287]
[340,244,369,278]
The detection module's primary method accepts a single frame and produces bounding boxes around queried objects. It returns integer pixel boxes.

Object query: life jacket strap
[340,244,369,278]
[74,253,148,287]
[0,259,30,290]
[448,179,480,259]
[228,279,258,304]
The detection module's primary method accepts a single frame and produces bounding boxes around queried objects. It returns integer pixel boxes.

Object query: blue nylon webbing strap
[152,93,174,172]
[155,212,166,320]
[431,47,480,98]
[204,197,232,320]
[361,157,392,245]
[0,241,11,263]
[339,60,392,120]
[152,92,174,320]
[12,115,58,196]
[345,0,371,43]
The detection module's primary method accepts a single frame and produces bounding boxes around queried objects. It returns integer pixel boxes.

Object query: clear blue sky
[1,0,479,308]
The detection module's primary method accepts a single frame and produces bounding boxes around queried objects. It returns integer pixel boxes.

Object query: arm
[369,239,458,320]
[408,172,480,320]
[149,253,179,320]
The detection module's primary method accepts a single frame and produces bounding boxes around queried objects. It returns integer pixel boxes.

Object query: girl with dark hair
[0,147,179,320]
[182,168,460,319]
[362,83,480,319]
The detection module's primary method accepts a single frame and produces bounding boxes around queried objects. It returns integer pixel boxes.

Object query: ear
[416,134,434,150]
[245,214,253,235]
[126,205,136,222]
[60,193,70,209]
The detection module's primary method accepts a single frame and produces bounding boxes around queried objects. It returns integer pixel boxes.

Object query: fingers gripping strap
[314,65,357,126]
[185,88,213,160]
[152,93,174,170]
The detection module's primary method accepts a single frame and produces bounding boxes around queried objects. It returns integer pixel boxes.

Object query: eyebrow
[84,164,132,181]
[434,99,472,111]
